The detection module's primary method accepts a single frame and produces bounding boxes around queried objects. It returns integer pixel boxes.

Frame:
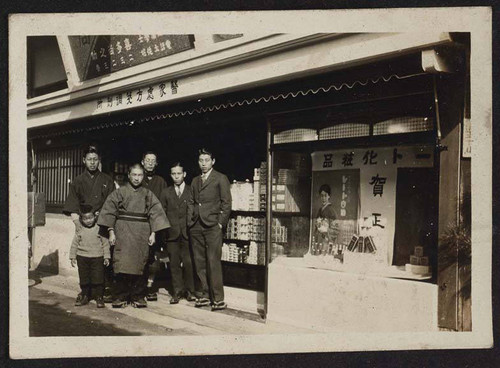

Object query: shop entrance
[393,167,438,272]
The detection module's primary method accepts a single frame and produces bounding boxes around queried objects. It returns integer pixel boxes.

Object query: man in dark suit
[160,162,197,304]
[188,148,232,311]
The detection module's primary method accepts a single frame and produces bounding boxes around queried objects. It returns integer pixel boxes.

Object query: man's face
[170,166,186,186]
[320,191,330,206]
[83,153,100,172]
[81,212,96,228]
[142,154,157,173]
[128,167,144,187]
[198,154,214,174]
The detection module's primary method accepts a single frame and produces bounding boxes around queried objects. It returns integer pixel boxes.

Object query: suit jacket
[187,169,232,228]
[160,184,191,241]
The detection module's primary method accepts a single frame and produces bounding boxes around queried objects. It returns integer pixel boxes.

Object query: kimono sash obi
[117,210,149,222]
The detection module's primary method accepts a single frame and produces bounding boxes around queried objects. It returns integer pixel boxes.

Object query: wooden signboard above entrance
[68,35,194,81]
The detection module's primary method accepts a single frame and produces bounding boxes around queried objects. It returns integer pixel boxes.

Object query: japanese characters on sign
[95,80,179,111]
[311,145,433,265]
[69,35,194,81]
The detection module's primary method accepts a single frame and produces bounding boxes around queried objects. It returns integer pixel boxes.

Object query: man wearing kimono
[141,151,169,301]
[98,164,170,308]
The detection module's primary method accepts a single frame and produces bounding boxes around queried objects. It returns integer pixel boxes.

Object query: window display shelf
[224,238,265,243]
[230,210,266,216]
[222,260,265,269]
[221,261,266,291]
[273,255,432,281]
[272,211,309,217]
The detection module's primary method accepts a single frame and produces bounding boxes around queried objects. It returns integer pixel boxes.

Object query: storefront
[27,32,471,331]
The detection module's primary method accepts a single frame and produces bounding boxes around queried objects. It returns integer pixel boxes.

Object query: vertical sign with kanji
[311,145,433,265]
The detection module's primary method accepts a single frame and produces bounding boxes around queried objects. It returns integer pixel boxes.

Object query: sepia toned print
[9,9,492,358]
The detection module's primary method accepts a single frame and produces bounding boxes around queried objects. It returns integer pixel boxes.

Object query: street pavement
[29,272,314,337]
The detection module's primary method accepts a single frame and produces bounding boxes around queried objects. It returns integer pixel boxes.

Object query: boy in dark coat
[98,164,170,308]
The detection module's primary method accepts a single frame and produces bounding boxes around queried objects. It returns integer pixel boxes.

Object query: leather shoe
[185,292,196,302]
[96,297,105,308]
[75,294,89,306]
[169,296,179,304]
[146,293,158,301]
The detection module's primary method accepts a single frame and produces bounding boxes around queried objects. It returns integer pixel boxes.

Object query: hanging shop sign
[311,145,434,266]
[69,35,194,81]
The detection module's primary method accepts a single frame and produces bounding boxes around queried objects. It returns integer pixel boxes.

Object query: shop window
[270,143,436,279]
[273,128,317,144]
[27,36,68,98]
[319,123,370,140]
[373,116,434,135]
[36,147,85,211]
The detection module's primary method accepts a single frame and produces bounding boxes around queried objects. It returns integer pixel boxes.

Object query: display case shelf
[224,238,265,243]
[230,210,266,216]
[221,261,266,291]
[272,211,309,217]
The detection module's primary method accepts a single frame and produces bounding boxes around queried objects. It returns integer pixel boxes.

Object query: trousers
[76,255,104,299]
[190,221,224,302]
[166,236,196,297]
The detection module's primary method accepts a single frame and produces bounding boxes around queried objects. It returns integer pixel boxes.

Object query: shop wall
[31,213,77,278]
[267,262,438,332]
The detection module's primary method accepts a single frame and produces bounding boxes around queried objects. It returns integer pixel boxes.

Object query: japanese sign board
[311,145,434,265]
[69,35,194,81]
[93,80,180,113]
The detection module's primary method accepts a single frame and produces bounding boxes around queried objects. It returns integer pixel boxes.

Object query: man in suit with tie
[159,162,197,304]
[188,148,232,311]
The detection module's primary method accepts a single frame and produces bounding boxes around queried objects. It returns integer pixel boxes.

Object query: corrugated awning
[29,69,430,140]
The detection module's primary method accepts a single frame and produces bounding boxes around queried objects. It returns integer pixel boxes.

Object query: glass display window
[270,143,437,279]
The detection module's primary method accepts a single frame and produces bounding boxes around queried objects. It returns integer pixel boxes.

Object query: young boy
[98,164,170,308]
[160,162,197,304]
[69,204,111,308]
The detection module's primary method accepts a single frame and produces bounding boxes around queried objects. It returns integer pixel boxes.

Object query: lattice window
[273,128,318,144]
[36,147,85,206]
[373,116,434,135]
[319,123,370,140]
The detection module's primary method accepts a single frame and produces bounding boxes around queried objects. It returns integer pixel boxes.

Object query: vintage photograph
[9,9,493,358]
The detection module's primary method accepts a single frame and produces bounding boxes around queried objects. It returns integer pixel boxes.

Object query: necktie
[176,186,181,197]
[201,174,207,183]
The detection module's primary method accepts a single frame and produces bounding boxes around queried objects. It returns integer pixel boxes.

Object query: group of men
[63,145,232,311]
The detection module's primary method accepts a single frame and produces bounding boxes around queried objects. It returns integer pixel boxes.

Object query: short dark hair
[198,148,214,160]
[319,184,331,196]
[170,161,184,171]
[142,151,158,161]
[79,204,94,216]
[128,163,144,174]
[83,145,100,158]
